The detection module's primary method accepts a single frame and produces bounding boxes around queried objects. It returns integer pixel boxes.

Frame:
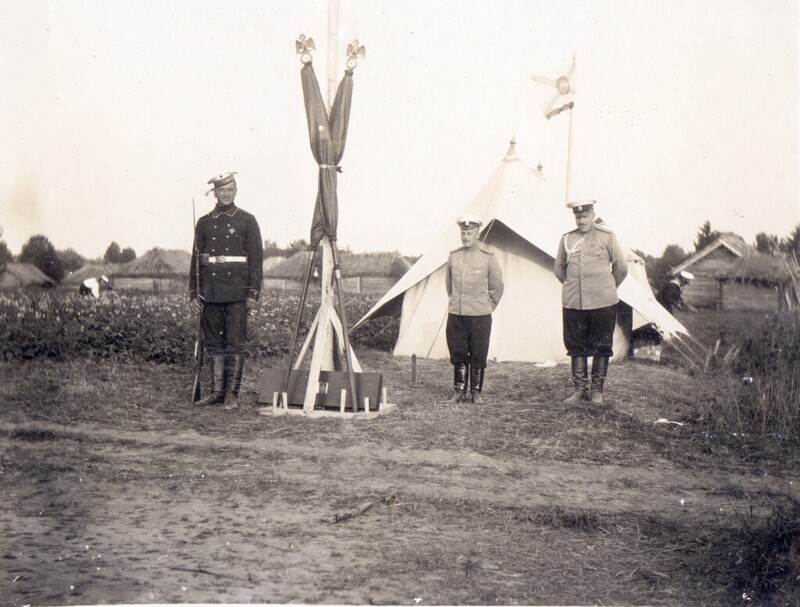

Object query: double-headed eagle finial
[295,35,366,70]
[345,39,366,70]
[296,34,316,65]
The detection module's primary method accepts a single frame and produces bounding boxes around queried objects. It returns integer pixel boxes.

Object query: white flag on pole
[533,55,576,119]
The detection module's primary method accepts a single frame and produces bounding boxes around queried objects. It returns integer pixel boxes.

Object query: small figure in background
[657,270,694,313]
[79,275,111,298]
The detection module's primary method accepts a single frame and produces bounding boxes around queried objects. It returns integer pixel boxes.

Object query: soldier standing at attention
[190,172,263,410]
[554,200,628,406]
[444,214,504,404]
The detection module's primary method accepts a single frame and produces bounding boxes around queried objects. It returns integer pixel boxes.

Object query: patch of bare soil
[1,355,799,606]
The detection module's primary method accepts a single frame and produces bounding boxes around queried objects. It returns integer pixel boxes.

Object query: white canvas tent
[354,142,703,365]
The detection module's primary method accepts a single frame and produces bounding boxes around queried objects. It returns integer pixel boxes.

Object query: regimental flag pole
[326,0,340,110]
[290,16,366,413]
[533,54,576,205]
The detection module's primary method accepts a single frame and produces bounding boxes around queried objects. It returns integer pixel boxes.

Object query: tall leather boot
[194,354,226,406]
[563,356,589,405]
[470,366,485,404]
[445,363,468,403]
[590,356,609,405]
[223,354,246,410]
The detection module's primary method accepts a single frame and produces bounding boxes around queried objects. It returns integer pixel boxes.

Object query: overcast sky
[1,0,798,260]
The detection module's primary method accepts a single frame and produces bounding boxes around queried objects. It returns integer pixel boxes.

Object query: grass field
[1,307,799,605]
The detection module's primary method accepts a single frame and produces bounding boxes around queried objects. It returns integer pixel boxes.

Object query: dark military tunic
[189,204,263,304]
[189,203,263,355]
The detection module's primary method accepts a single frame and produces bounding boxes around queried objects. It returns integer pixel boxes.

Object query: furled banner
[300,63,353,246]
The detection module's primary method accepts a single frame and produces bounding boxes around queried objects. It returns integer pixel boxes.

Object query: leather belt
[208,255,247,263]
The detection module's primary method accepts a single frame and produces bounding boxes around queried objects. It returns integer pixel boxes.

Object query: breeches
[446,313,492,368]
[562,305,617,358]
[202,301,248,355]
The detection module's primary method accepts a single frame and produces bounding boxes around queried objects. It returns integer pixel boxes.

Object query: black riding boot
[590,356,609,405]
[470,366,485,404]
[445,363,468,403]
[563,356,589,405]
[223,354,246,410]
[194,354,226,406]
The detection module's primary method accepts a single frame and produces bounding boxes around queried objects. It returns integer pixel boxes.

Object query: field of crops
[0,289,397,363]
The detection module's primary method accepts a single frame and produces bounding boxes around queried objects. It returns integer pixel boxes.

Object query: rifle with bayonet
[190,197,204,404]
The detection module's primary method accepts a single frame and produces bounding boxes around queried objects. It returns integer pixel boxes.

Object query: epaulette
[595,223,613,233]
[449,246,463,254]
[478,244,495,254]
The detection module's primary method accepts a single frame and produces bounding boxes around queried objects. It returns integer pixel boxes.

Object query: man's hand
[246,298,258,312]
[192,299,203,314]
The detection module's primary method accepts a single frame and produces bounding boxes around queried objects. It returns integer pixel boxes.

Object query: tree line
[0,222,797,286]
[0,233,138,283]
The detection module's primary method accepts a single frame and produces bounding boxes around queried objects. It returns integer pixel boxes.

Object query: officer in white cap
[554,200,628,406]
[444,213,504,404]
[657,270,694,313]
[190,172,263,410]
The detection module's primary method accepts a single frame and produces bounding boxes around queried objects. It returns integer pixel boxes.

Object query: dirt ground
[1,353,799,606]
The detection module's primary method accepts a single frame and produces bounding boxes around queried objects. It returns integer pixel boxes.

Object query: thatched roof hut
[263,256,284,273]
[115,248,191,277]
[64,263,122,284]
[94,248,191,293]
[718,253,792,287]
[267,251,412,279]
[0,262,55,288]
[265,251,412,293]
[672,233,793,310]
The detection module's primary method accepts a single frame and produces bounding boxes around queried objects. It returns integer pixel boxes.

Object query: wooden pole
[326,0,340,110]
[303,238,336,410]
[565,106,574,205]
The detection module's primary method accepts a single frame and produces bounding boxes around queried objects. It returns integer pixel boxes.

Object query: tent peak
[503,137,519,162]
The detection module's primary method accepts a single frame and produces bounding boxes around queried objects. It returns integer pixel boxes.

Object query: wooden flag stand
[257,236,395,418]
[258,24,393,418]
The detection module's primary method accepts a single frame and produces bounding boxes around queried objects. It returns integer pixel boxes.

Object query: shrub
[708,311,800,439]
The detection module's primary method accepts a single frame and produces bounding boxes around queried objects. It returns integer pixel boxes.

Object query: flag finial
[295,34,316,65]
[345,40,366,70]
